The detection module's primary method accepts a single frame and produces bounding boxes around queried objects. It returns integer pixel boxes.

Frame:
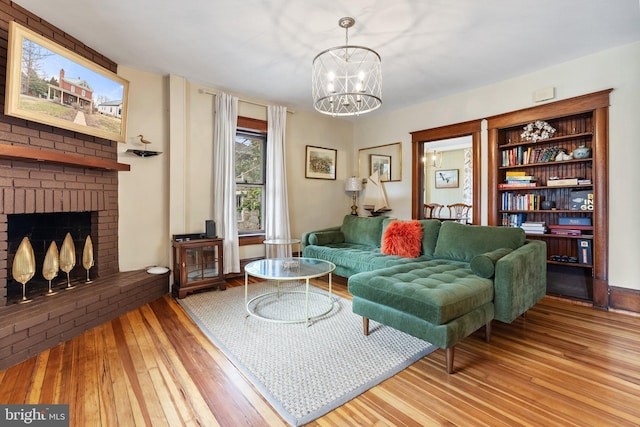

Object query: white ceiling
[12,0,640,115]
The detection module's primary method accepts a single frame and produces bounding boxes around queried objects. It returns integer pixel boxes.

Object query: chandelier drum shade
[312,17,382,117]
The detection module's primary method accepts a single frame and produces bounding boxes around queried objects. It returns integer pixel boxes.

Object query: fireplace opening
[7,212,95,304]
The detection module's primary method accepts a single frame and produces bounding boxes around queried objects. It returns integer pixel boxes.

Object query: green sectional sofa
[302,215,547,373]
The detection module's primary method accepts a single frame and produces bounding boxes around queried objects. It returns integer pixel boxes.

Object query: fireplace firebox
[6,212,94,304]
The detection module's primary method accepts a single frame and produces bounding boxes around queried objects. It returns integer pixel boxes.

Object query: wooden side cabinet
[172,238,225,298]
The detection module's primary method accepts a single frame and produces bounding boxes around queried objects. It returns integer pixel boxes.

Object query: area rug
[178,282,437,426]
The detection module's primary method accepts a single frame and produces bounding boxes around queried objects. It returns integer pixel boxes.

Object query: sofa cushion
[434,221,525,262]
[308,230,345,245]
[348,260,494,325]
[419,219,441,257]
[381,220,423,258]
[341,215,386,247]
[470,248,513,278]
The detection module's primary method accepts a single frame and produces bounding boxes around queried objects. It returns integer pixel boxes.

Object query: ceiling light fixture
[312,17,382,117]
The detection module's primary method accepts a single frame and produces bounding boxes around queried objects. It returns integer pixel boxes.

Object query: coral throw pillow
[381,220,424,258]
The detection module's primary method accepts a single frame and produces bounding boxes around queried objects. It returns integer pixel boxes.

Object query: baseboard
[609,286,640,314]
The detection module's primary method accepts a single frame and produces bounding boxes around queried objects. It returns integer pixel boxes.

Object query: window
[235,130,266,234]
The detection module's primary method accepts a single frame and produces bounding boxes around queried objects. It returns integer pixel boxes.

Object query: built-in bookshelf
[487,90,611,307]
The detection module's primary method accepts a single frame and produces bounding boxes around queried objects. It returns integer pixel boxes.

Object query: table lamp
[345,176,363,215]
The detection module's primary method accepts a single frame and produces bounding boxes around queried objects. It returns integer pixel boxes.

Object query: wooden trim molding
[609,287,640,314]
[411,119,482,223]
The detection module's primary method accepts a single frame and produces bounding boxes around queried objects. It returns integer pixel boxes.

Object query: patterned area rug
[178,281,437,426]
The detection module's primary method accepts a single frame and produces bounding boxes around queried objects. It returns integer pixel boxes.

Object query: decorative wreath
[521,120,556,142]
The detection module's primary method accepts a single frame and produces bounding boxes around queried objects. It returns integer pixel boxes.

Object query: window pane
[236,134,264,184]
[236,185,263,232]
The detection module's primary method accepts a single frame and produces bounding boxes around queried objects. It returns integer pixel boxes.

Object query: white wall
[117,66,170,271]
[117,72,354,270]
[353,41,640,291]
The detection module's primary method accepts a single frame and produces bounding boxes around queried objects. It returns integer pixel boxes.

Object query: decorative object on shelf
[572,145,591,159]
[60,232,77,289]
[362,171,392,216]
[126,135,162,157]
[12,237,36,303]
[42,241,59,296]
[344,176,363,215]
[521,120,556,142]
[305,145,337,180]
[540,201,556,210]
[82,235,94,283]
[555,150,572,161]
[312,17,382,117]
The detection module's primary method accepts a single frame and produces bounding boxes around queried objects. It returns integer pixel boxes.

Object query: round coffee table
[244,257,336,326]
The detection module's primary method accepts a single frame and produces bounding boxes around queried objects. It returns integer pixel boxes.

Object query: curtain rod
[198,89,295,114]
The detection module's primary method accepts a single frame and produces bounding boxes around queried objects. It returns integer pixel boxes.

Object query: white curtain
[213,92,240,274]
[265,105,291,258]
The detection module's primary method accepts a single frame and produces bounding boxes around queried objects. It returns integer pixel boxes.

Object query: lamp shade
[345,176,362,192]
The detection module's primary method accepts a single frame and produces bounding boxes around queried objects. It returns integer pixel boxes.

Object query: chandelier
[312,17,382,117]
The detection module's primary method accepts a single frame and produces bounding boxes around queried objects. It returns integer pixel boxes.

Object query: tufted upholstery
[348,260,494,325]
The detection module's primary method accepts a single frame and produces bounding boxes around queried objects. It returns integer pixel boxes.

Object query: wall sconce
[126,135,162,157]
[345,176,363,215]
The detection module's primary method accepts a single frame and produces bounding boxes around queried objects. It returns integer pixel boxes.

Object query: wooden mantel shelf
[0,144,130,171]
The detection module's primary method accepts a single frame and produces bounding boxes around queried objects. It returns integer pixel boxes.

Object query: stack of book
[520,221,546,234]
[498,171,538,188]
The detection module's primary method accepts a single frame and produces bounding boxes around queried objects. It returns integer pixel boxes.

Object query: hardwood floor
[1,278,639,426]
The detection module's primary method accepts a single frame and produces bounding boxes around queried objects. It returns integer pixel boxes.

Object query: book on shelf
[578,239,593,265]
[505,175,537,181]
[550,229,582,236]
[501,213,527,227]
[547,177,579,186]
[505,171,526,177]
[548,224,593,231]
[558,217,591,226]
[520,221,546,234]
[570,190,594,211]
[578,179,592,185]
[498,182,538,189]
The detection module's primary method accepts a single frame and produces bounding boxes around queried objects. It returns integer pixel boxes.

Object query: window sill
[239,234,265,246]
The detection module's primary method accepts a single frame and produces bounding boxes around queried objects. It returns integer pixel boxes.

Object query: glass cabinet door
[185,245,219,283]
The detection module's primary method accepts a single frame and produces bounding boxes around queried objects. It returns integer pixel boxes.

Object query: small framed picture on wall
[435,169,459,188]
[305,145,337,180]
[370,154,391,181]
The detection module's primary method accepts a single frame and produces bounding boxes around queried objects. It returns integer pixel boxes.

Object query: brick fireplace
[0,3,168,370]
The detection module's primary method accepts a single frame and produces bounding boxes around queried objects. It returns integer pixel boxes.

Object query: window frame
[236,116,267,244]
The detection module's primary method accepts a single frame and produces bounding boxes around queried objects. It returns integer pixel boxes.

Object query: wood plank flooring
[1,278,639,426]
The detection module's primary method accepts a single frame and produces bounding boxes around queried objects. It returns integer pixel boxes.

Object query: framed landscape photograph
[4,21,129,142]
[435,169,459,188]
[305,145,337,180]
[370,154,391,181]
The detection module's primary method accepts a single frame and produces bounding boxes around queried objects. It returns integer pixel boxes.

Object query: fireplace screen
[7,212,94,304]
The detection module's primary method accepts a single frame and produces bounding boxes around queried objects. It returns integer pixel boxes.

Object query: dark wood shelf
[0,144,130,171]
[499,209,593,214]
[498,184,593,191]
[499,157,592,170]
[547,260,592,268]
[500,131,593,148]
[527,233,593,239]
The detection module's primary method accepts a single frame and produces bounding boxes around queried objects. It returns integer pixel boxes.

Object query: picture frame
[370,154,391,181]
[435,169,459,188]
[305,145,337,180]
[5,21,129,142]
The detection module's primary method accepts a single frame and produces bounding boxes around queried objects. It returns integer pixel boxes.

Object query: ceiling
[12,0,640,115]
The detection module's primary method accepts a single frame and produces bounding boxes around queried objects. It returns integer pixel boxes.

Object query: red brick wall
[0,1,121,306]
